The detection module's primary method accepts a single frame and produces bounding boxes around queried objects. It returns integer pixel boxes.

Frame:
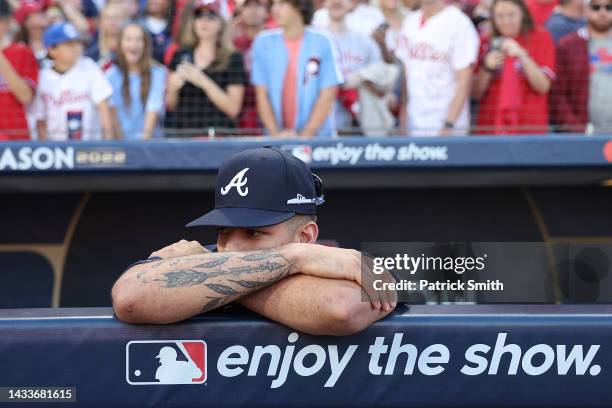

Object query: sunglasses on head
[194,9,219,19]
[312,173,325,206]
[590,3,612,11]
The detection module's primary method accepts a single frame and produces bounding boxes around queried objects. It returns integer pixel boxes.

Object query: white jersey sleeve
[85,58,113,105]
[450,11,479,71]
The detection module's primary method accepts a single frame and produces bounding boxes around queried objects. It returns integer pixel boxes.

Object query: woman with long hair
[14,1,49,65]
[86,3,128,67]
[106,22,167,139]
[473,0,556,134]
[164,0,247,137]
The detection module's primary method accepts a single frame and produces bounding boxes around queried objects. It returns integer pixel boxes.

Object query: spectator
[141,0,174,63]
[106,22,167,139]
[52,0,91,34]
[473,0,556,134]
[0,0,38,141]
[372,0,408,128]
[164,0,246,137]
[550,0,612,132]
[14,1,49,64]
[473,0,494,34]
[233,0,269,132]
[252,0,343,137]
[313,0,386,36]
[85,3,127,67]
[526,0,558,26]
[545,0,586,42]
[377,0,407,55]
[106,0,141,19]
[395,1,479,135]
[31,22,113,140]
[45,5,67,25]
[325,0,382,133]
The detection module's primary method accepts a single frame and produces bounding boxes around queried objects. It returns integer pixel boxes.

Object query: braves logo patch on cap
[221,168,249,197]
[186,147,325,229]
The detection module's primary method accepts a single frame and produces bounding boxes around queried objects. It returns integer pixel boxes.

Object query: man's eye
[248,230,264,237]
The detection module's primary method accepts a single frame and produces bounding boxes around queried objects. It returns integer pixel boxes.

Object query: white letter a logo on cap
[221,168,249,196]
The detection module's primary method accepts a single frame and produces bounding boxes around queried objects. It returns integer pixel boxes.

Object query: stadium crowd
[0,0,609,140]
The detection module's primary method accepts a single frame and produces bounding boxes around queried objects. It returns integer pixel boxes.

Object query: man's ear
[297,222,319,244]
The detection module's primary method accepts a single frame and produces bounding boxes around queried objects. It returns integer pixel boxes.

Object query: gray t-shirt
[588,38,612,131]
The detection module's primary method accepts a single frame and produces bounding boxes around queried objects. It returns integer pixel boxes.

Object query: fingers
[150,240,207,259]
[357,251,397,312]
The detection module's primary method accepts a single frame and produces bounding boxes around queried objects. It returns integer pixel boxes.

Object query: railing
[0,305,610,407]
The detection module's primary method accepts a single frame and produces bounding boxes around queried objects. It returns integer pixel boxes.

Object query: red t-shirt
[0,43,38,141]
[282,35,303,130]
[476,28,556,134]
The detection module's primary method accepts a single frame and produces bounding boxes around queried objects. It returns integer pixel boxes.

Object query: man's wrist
[443,120,454,129]
[280,243,303,276]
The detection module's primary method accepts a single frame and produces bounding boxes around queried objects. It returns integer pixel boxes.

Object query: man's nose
[222,232,250,252]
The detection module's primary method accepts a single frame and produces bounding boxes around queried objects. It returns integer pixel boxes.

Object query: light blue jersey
[251,27,344,137]
[106,64,167,140]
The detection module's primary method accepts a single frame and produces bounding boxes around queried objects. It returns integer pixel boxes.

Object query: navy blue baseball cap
[186,147,324,228]
[43,23,83,48]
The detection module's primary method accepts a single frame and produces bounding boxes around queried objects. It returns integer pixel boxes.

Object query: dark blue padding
[0,252,53,308]
[0,193,81,244]
[0,305,610,407]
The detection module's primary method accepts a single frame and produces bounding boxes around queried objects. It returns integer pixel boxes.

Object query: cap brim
[186,207,295,229]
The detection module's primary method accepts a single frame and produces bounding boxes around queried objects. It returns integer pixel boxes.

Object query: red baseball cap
[13,1,43,25]
[193,0,221,15]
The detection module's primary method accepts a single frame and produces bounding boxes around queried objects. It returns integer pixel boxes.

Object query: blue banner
[0,305,610,407]
[0,136,611,173]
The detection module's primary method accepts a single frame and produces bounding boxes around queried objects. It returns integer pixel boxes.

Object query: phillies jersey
[31,57,112,141]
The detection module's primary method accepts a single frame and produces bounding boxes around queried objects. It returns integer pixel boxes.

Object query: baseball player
[112,147,396,335]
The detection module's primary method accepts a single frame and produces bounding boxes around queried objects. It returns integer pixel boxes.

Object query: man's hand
[150,239,210,260]
[294,244,397,311]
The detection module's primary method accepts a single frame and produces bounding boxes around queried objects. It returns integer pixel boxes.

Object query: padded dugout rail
[0,305,610,407]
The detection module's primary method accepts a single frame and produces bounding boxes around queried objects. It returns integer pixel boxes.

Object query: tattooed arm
[112,245,298,324]
[236,275,394,336]
[111,242,393,325]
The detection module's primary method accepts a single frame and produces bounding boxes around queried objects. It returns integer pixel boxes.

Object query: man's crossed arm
[112,242,397,335]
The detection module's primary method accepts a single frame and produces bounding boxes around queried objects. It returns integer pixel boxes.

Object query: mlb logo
[126,340,207,385]
[281,145,312,164]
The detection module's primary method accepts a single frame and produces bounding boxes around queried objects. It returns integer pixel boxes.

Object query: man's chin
[590,21,612,33]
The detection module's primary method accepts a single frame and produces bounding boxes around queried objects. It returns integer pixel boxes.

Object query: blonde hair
[99,3,127,59]
[178,0,235,71]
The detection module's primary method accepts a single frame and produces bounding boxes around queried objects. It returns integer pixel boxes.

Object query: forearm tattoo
[135,251,294,312]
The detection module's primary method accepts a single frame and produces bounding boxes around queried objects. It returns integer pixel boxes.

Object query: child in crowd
[32,22,113,140]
